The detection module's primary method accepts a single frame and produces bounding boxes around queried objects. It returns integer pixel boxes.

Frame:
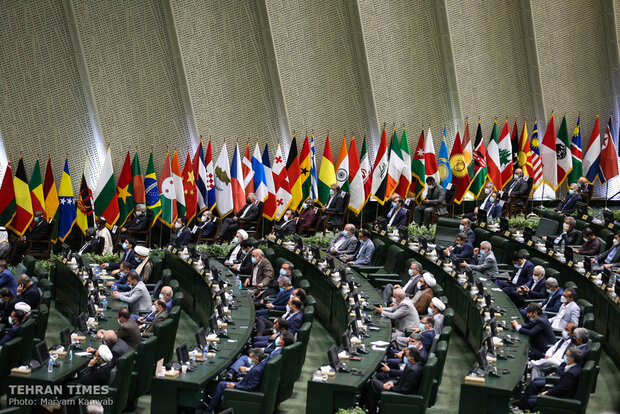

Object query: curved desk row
[267,242,392,413]
[150,252,255,414]
[476,222,620,366]
[372,233,529,414]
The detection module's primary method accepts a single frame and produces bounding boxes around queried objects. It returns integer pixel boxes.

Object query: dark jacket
[464,228,476,245]
[557,193,582,214]
[270,288,294,311]
[108,249,136,271]
[298,207,317,230]
[17,283,40,309]
[578,237,601,256]
[0,269,17,296]
[518,314,556,353]
[81,362,114,386]
[279,219,297,237]
[0,323,20,346]
[176,227,193,246]
[504,178,529,207]
[421,330,435,353]
[392,361,424,394]
[511,260,534,287]
[199,220,218,238]
[237,202,260,223]
[235,359,265,391]
[142,310,169,338]
[110,338,130,366]
[237,248,254,275]
[117,318,142,350]
[125,215,149,232]
[524,277,548,300]
[451,242,473,261]
[547,364,582,398]
[596,245,620,266]
[26,220,50,242]
[542,288,564,313]
[387,207,408,228]
[78,238,101,255]
[325,192,346,225]
[486,202,503,220]
[286,311,303,334]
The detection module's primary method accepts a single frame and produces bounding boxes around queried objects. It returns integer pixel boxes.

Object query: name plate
[336,282,342,289]
[601,284,606,291]
[479,307,484,315]
[608,223,614,229]
[451,271,457,277]
[400,239,407,246]
[615,297,620,305]
[277,239,282,245]
[463,282,469,289]
[436,260,442,266]
[325,269,331,276]
[207,280,212,288]
[527,241,533,247]
[62,258,68,264]
[585,272,591,279]
[567,261,573,267]
[200,269,206,276]
[380,230,386,236]
[311,259,317,265]
[480,222,486,228]
[547,250,554,257]
[295,248,301,255]
[582,214,589,220]
[172,248,178,255]
[419,249,425,256]
[504,231,510,237]
[187,258,193,265]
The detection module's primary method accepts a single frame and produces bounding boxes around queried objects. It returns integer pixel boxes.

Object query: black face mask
[246,199,252,205]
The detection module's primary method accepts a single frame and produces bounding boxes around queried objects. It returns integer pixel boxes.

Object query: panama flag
[93,148,120,227]
[252,143,268,202]
[273,143,292,220]
[205,141,216,210]
[231,143,246,213]
[262,144,276,219]
[348,136,365,214]
[370,128,389,204]
[214,143,233,217]
[193,141,209,213]
[158,152,177,227]
[242,143,254,196]
[540,113,558,190]
[424,128,439,185]
[583,115,601,184]
[438,128,451,189]
[599,116,619,183]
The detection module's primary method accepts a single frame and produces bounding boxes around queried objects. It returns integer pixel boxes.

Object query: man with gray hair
[504,265,548,308]
[460,241,499,278]
[255,276,293,317]
[555,183,582,214]
[374,288,419,340]
[528,322,577,379]
[120,203,149,233]
[245,248,274,294]
[382,261,423,305]
[328,224,358,255]
[87,330,129,366]
[547,216,579,246]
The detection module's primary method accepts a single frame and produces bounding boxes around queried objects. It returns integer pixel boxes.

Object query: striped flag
[335,136,350,193]
[116,151,134,227]
[463,121,474,181]
[386,129,404,197]
[371,128,389,204]
[360,136,372,202]
[193,141,209,214]
[242,143,254,196]
[498,121,513,189]
[487,120,502,189]
[540,114,558,190]
[252,143,268,202]
[43,158,59,223]
[299,136,312,207]
[468,121,487,198]
[205,141,216,210]
[348,136,365,214]
[449,130,470,204]
[318,135,336,206]
[262,144,276,219]
[57,159,77,242]
[567,116,582,185]
[517,121,533,178]
[395,128,411,198]
[0,163,16,227]
[144,152,161,226]
[309,134,319,200]
[76,157,94,233]
[530,121,544,192]
[411,130,426,202]
[170,151,186,218]
[286,136,302,211]
[7,157,33,236]
[583,115,601,184]
[273,143,292,220]
[132,153,145,206]
[29,159,45,220]
[599,116,619,183]
[511,121,520,167]
[231,143,246,213]
[93,148,120,227]
[159,152,177,227]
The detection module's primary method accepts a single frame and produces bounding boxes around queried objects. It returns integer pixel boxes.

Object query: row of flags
[0,114,617,243]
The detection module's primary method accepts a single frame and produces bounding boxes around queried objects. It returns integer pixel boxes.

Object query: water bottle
[203,344,208,360]
[102,297,108,312]
[236,275,242,290]
[68,344,73,362]
[48,357,54,373]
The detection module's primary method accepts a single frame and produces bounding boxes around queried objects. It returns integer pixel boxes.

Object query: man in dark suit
[205,348,267,414]
[547,216,579,246]
[105,237,136,273]
[418,315,436,353]
[511,303,556,360]
[413,177,446,226]
[505,265,548,308]
[495,251,534,289]
[87,330,129,366]
[382,261,423,304]
[15,274,40,310]
[15,210,50,263]
[278,209,297,236]
[231,240,254,275]
[555,183,582,214]
[365,346,424,414]
[0,288,17,324]
[255,297,303,337]
[464,181,495,220]
[0,308,25,346]
[141,299,169,338]
[321,184,346,226]
[298,198,317,234]
[515,347,583,411]
[574,227,601,256]
[503,168,529,208]
[445,232,474,262]
[216,193,260,242]
[593,232,620,268]
[459,218,476,245]
[255,276,293,317]
[172,216,193,246]
[80,344,115,386]
[77,227,101,255]
[197,210,218,238]
[540,278,563,313]
[0,260,17,295]
[120,203,149,234]
[115,308,142,350]
[386,197,408,228]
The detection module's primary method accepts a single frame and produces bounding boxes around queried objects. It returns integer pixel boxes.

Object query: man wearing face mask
[411,273,436,316]
[502,168,529,209]
[134,246,152,283]
[548,216,579,246]
[231,240,254,275]
[172,216,193,246]
[224,230,249,265]
[382,261,423,305]
[95,217,113,255]
[388,332,428,367]
[103,237,135,273]
[528,322,577,379]
[444,233,474,262]
[255,276,293,316]
[465,181,495,220]
[321,184,346,227]
[549,288,580,330]
[413,177,446,226]
[328,224,358,255]
[504,265,547,308]
[77,227,101,255]
[495,251,534,290]
[198,210,218,238]
[0,309,25,346]
[574,227,600,256]
[114,308,141,350]
[386,196,407,228]
[374,288,418,340]
[0,260,17,295]
[133,286,173,322]
[364,347,424,414]
[120,203,149,234]
[298,198,317,235]
[555,183,582,214]
[485,191,504,221]
[244,249,274,293]
[592,232,620,269]
[460,241,499,278]
[106,261,133,291]
[511,303,556,360]
[255,262,294,303]
[113,272,151,314]
[216,193,260,242]
[14,210,50,264]
[276,209,297,237]
[459,218,476,244]
[427,297,446,335]
[141,299,169,338]
[346,229,375,265]
[416,316,436,352]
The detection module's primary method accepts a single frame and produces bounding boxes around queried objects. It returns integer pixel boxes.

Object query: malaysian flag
[530,121,543,192]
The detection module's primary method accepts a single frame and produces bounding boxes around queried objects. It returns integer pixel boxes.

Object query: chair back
[22,255,36,275]
[150,254,163,283]
[16,318,36,363]
[0,338,22,395]
[34,304,49,341]
[277,341,305,403]
[383,245,405,274]
[302,305,315,324]
[110,350,136,413]
[572,360,595,408]
[153,319,175,363]
[439,326,452,347]
[434,340,448,387]
[419,356,438,406]
[259,354,282,414]
[535,218,560,238]
[443,308,454,329]
[131,336,158,397]
[372,239,387,265]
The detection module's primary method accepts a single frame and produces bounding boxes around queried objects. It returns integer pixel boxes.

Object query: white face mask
[563,224,569,231]
[175,222,182,229]
[514,174,520,180]
[284,215,290,222]
[151,305,156,312]
[561,295,568,304]
[416,281,423,290]
[136,210,143,216]
[330,189,335,196]
[201,216,208,222]
[484,188,491,195]
[614,239,620,247]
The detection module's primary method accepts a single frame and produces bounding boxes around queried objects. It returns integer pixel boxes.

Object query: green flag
[318,135,337,206]
[145,152,162,226]
[468,121,488,197]
[556,116,573,189]
[567,116,582,185]
[411,130,426,203]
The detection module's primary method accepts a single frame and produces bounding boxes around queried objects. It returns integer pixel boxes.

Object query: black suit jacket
[199,220,217,238]
[17,283,40,309]
[505,178,529,206]
[557,193,582,214]
[392,361,423,394]
[280,219,297,236]
[125,215,149,232]
[325,193,345,225]
[524,277,548,299]
[117,318,142,350]
[519,314,556,353]
[237,202,260,223]
[110,338,130,366]
[547,364,581,398]
[237,248,254,275]
[81,362,113,386]
[26,220,50,241]
[596,245,620,265]
[387,208,408,228]
[511,260,534,287]
[176,227,193,246]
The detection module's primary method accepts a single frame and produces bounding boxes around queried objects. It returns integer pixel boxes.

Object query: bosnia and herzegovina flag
[58,159,77,242]
[7,157,33,236]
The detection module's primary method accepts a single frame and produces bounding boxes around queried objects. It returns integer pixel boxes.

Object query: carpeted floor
[40,303,620,413]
